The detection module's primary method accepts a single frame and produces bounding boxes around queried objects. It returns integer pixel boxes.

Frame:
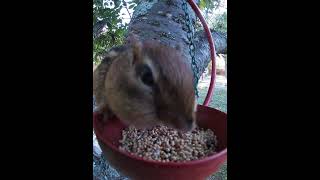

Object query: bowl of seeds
[93,105,227,180]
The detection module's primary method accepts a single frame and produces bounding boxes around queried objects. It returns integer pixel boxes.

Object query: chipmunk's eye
[136,64,154,87]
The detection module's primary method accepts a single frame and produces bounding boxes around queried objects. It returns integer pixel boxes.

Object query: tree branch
[192,29,227,79]
[93,20,108,39]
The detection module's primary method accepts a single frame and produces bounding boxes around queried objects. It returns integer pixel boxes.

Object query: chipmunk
[93,36,197,131]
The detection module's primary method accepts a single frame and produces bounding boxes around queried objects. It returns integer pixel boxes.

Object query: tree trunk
[192,30,227,79]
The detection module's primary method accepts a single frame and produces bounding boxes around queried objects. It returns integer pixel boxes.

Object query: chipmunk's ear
[104,49,119,59]
[104,45,126,60]
[93,45,126,93]
[126,33,143,65]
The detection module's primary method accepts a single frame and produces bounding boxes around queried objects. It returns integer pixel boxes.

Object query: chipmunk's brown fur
[93,36,197,131]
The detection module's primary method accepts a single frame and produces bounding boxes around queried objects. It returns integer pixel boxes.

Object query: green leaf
[93,0,130,63]
[128,4,135,9]
[199,0,207,9]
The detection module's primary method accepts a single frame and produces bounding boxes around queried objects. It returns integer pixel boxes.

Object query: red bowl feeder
[94,106,226,180]
[93,0,227,179]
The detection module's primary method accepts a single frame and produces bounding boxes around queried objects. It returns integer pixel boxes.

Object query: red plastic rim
[187,0,217,106]
[93,112,227,167]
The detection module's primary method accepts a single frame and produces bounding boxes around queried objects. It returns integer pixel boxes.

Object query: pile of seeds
[119,125,218,162]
